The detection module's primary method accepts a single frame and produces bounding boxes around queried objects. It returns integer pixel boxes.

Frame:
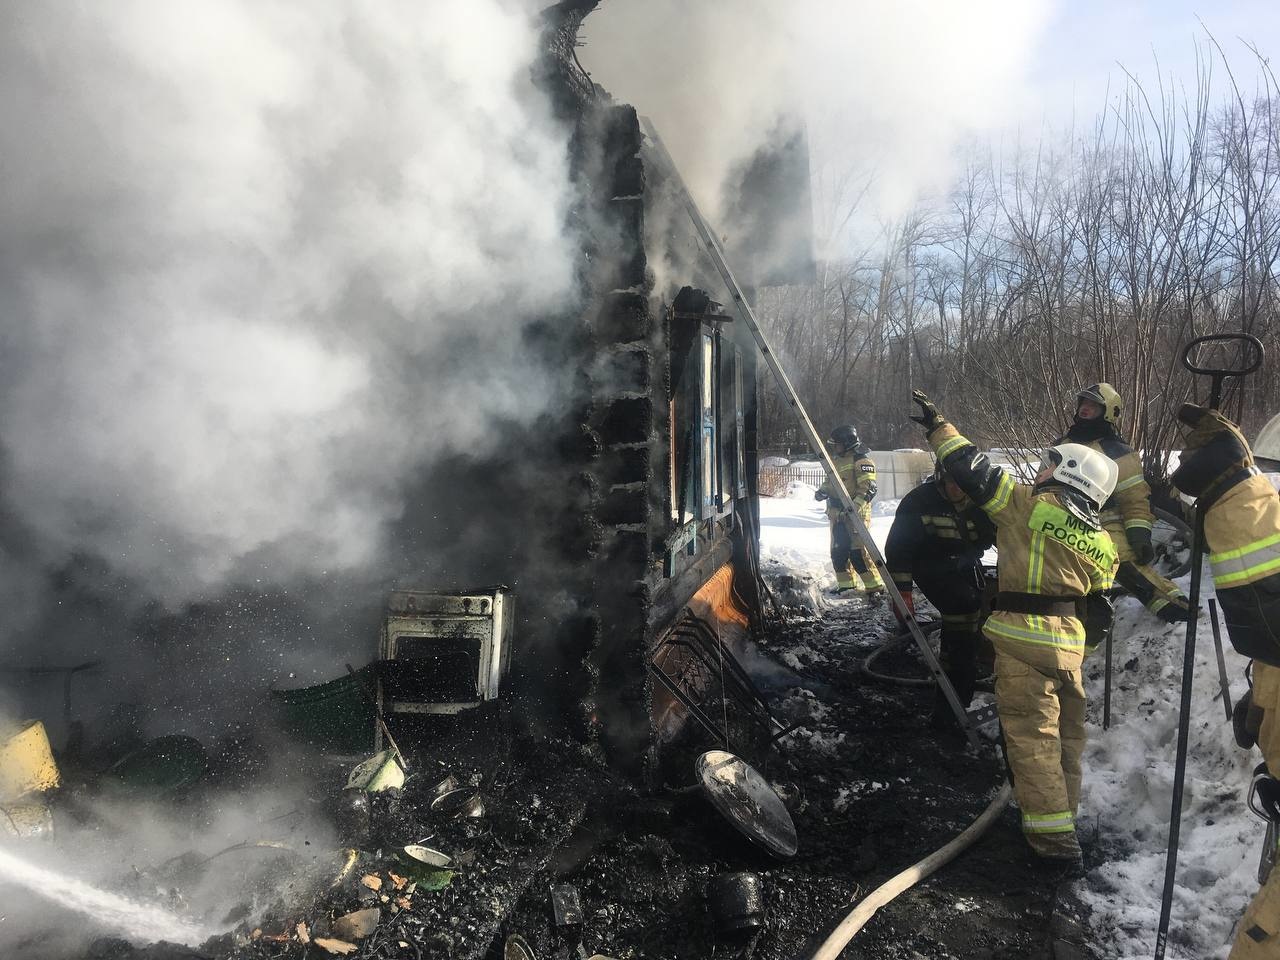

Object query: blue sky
[1027,0,1279,132]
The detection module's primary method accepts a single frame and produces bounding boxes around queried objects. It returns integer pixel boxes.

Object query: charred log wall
[580,100,764,782]
[581,104,659,778]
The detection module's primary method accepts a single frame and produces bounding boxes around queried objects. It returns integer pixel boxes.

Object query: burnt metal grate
[648,609,795,752]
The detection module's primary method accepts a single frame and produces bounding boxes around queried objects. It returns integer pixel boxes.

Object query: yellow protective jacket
[1172,407,1280,665]
[931,422,1117,672]
[819,448,876,517]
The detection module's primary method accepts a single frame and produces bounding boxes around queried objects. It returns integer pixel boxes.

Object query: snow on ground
[1079,590,1259,959]
[758,480,895,594]
[759,484,1268,960]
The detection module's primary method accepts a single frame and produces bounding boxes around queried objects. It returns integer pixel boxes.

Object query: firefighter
[910,390,1118,876]
[815,424,885,598]
[1058,383,1192,622]
[885,462,997,727]
[1170,404,1280,958]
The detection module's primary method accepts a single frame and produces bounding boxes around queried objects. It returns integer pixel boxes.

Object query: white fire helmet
[1256,412,1280,469]
[1038,442,1119,507]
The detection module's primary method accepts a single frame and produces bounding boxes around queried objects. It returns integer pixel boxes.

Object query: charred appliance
[375,588,514,723]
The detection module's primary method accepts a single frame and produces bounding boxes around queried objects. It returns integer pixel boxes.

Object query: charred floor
[54,595,1107,960]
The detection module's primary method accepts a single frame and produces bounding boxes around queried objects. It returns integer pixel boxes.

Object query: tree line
[756,47,1280,484]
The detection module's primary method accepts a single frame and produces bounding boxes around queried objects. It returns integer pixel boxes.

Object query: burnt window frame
[668,288,742,567]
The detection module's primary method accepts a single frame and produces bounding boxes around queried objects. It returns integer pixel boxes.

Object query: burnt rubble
[0,592,1110,960]
[7,568,1097,960]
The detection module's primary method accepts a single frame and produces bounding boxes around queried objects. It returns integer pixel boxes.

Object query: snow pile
[778,687,832,724]
[833,780,891,812]
[1078,587,1260,959]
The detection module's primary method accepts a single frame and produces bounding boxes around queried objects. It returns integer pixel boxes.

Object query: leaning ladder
[640,116,979,747]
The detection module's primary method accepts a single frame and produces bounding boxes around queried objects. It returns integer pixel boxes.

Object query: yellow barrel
[0,720,60,802]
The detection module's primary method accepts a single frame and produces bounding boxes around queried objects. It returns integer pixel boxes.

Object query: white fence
[759,448,1037,501]
[760,450,937,501]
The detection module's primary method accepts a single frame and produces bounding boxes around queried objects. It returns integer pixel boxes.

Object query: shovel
[1154,332,1264,960]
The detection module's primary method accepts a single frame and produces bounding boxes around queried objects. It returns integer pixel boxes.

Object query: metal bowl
[401,844,453,869]
[430,786,485,819]
[504,934,536,960]
[427,773,459,797]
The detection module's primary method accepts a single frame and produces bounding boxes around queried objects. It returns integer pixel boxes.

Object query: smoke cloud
[579,0,1053,255]
[0,1,575,620]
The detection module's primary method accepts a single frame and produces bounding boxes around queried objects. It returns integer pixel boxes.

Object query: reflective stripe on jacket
[930,422,1117,672]
[820,451,876,515]
[1207,477,1280,590]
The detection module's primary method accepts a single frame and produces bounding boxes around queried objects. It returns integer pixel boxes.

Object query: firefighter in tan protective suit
[815,424,885,598]
[1057,383,1192,622]
[1170,404,1280,958]
[911,391,1118,876]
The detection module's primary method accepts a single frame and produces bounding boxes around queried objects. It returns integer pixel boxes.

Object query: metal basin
[430,786,484,819]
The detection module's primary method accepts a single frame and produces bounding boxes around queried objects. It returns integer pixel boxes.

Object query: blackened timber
[638,115,978,747]
[648,535,734,635]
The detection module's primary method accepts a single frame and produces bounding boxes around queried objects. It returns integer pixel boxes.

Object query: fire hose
[808,781,1013,960]
[859,620,941,687]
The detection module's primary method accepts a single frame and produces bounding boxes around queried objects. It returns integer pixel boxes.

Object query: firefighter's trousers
[1110,523,1190,622]
[1231,661,1280,958]
[994,650,1086,860]
[915,563,985,710]
[829,504,883,591]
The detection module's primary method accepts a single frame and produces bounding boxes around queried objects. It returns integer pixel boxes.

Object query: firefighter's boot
[830,569,863,596]
[1032,849,1086,884]
[852,555,884,596]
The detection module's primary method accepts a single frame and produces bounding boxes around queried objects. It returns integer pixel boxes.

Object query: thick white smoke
[579,0,1053,255]
[0,1,574,609]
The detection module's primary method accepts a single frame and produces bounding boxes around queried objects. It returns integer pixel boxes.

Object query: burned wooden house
[4,0,812,792]
[370,0,816,781]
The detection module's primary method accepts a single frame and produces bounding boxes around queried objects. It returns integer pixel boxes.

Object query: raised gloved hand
[814,489,829,502]
[1172,404,1255,498]
[910,390,942,431]
[892,590,915,626]
[1126,527,1155,565]
[862,480,878,504]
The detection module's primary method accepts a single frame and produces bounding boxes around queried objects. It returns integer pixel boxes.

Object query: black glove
[1126,527,1155,566]
[1082,592,1115,654]
[1235,689,1262,750]
[910,390,942,431]
[863,480,877,503]
[814,489,829,502]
